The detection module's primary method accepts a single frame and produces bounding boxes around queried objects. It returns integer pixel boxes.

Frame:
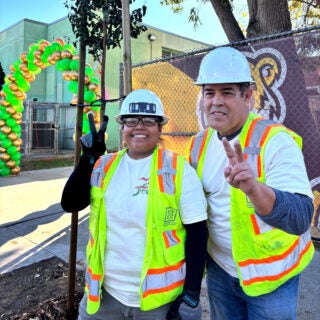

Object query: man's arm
[222,137,314,235]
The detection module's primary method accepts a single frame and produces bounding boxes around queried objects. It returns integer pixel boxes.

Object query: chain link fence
[132,26,320,239]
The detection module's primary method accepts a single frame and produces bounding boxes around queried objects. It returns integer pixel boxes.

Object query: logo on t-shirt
[132,177,149,196]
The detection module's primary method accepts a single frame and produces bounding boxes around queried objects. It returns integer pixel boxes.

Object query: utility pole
[121,0,132,96]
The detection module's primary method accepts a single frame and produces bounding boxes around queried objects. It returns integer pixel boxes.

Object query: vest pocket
[252,229,298,252]
[163,241,185,265]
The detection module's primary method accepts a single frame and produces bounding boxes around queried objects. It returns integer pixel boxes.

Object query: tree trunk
[209,0,245,42]
[246,0,292,38]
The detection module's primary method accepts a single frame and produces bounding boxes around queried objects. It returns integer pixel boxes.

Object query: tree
[0,62,5,91]
[162,0,319,41]
[63,2,147,317]
[65,0,147,118]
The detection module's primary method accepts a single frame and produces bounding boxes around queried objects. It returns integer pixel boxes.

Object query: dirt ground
[0,256,210,320]
[0,257,85,320]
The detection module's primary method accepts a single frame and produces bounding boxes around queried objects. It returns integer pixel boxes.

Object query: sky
[0,0,246,45]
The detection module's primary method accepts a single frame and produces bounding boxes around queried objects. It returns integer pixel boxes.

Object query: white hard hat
[195,47,254,85]
[115,89,168,125]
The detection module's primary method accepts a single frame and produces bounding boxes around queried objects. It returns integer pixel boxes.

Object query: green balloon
[18,81,31,92]
[0,159,6,168]
[68,81,78,94]
[41,53,50,64]
[0,132,7,140]
[6,94,20,107]
[44,45,53,56]
[63,44,75,54]
[56,59,71,72]
[0,167,11,176]
[11,152,21,161]
[1,139,12,148]
[85,66,94,77]
[90,77,100,84]
[28,61,41,74]
[6,118,17,128]
[7,145,18,155]
[70,60,79,71]
[84,90,96,103]
[15,104,24,113]
[11,125,21,134]
[2,84,11,95]
[82,118,89,133]
[0,111,11,121]
[51,42,63,51]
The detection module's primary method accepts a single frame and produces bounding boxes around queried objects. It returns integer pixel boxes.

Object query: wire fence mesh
[132,26,320,239]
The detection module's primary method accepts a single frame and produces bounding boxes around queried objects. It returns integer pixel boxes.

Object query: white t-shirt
[203,131,312,278]
[102,152,207,306]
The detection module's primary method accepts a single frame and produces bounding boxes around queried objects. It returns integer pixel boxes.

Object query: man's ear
[244,87,253,103]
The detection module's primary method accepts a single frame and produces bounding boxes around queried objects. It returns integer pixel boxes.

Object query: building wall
[0,16,211,150]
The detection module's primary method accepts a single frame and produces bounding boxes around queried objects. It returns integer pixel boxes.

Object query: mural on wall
[0,38,102,176]
[133,38,320,232]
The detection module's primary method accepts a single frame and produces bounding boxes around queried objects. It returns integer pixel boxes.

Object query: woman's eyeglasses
[123,117,159,127]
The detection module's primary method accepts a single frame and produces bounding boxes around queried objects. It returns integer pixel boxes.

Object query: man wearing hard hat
[188,47,314,320]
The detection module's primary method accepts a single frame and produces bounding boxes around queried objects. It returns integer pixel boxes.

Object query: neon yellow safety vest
[188,112,314,296]
[84,146,187,314]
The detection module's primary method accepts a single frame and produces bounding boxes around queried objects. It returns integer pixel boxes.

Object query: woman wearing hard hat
[61,89,207,320]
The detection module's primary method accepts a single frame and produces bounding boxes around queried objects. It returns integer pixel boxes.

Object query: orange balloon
[9,83,19,92]
[1,126,11,134]
[54,38,65,47]
[12,113,22,120]
[19,62,29,72]
[61,50,73,59]
[11,166,21,175]
[7,73,16,82]
[39,40,50,52]
[63,71,72,81]
[6,107,16,115]
[20,51,28,62]
[8,132,18,140]
[0,153,10,161]
[12,138,22,147]
[33,49,42,60]
[6,160,16,168]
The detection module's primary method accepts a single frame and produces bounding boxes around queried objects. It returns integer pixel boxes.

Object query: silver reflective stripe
[163,230,180,248]
[141,262,186,296]
[244,119,274,178]
[158,150,177,195]
[91,154,116,187]
[189,131,207,170]
[85,268,100,299]
[239,231,311,283]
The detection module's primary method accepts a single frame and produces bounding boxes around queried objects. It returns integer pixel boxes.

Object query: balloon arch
[0,38,101,176]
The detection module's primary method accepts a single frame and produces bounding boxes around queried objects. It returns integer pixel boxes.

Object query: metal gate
[21,102,76,155]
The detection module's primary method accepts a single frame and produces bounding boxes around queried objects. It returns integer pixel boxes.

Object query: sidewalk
[0,166,319,319]
[0,166,88,273]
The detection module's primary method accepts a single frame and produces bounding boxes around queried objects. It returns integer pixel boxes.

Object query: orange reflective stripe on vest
[239,233,313,285]
[85,266,102,302]
[142,260,186,298]
[162,230,181,248]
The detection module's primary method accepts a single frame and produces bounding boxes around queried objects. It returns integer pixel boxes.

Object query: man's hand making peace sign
[222,137,276,216]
